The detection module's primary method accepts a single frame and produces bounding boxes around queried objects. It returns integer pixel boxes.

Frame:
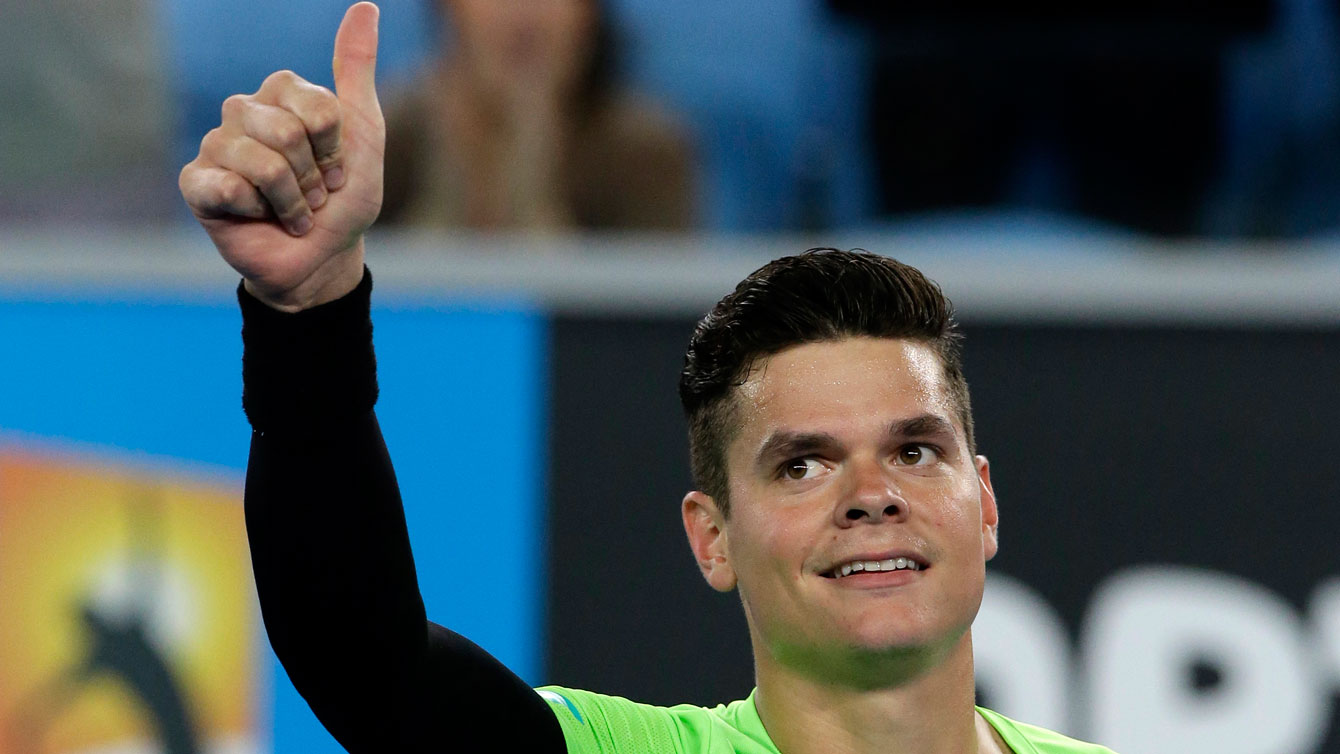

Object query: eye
[781,457,825,481]
[896,444,940,466]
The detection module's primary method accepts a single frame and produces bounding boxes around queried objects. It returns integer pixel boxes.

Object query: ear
[976,455,999,561]
[682,490,736,592]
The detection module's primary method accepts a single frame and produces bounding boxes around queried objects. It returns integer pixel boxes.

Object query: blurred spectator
[381,0,695,232]
[0,0,177,225]
[1205,0,1340,237]
[837,4,1273,237]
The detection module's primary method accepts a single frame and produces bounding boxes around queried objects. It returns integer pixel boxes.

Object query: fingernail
[306,187,326,209]
[324,167,344,189]
[291,215,313,235]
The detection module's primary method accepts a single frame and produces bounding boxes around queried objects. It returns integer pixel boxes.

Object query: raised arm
[180,5,565,750]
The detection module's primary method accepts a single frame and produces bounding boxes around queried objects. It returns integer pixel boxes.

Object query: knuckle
[297,79,336,104]
[255,155,290,188]
[272,119,305,150]
[302,91,342,137]
[177,162,197,194]
[306,106,340,144]
[221,94,249,120]
[219,176,250,207]
[251,152,290,187]
[305,81,334,98]
[199,127,228,157]
[264,69,300,89]
[311,107,341,141]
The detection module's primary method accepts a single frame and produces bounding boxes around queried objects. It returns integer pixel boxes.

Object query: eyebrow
[891,414,957,441]
[752,414,959,469]
[753,431,841,469]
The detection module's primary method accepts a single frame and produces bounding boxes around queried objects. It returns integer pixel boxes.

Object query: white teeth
[830,557,924,578]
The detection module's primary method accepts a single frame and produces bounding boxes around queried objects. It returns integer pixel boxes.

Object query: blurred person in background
[0,0,177,225]
[379,0,696,232]
[834,3,1274,237]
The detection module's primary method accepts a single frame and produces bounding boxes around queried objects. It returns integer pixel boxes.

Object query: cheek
[913,478,981,532]
[730,511,807,575]
[730,516,815,627]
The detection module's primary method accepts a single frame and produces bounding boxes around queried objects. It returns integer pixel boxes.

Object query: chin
[844,625,940,654]
[838,609,975,661]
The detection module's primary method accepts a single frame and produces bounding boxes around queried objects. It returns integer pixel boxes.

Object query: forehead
[731,337,956,444]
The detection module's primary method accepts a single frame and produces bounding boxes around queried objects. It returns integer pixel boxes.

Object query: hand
[179,2,384,311]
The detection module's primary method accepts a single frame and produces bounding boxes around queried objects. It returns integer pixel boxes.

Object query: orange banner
[0,448,261,754]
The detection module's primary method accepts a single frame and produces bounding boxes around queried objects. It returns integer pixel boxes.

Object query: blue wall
[0,290,546,752]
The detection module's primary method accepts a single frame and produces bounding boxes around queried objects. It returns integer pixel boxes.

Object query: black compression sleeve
[239,270,566,752]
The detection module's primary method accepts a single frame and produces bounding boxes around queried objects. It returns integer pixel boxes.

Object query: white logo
[975,567,1337,754]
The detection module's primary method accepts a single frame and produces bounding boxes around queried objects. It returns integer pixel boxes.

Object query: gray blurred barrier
[4,224,1340,323]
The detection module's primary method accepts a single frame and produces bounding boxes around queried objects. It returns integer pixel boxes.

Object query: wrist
[244,238,367,312]
[239,267,378,432]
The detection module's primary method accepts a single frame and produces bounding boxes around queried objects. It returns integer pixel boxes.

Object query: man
[179,4,1115,752]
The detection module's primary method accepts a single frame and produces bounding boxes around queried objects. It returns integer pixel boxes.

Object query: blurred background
[3,1,1340,753]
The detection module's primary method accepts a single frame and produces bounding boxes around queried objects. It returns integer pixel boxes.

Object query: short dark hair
[678,249,974,516]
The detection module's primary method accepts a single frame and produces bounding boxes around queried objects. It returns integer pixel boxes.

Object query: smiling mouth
[821,557,928,579]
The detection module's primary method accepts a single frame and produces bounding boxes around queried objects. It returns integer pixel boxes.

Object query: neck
[752,629,1000,754]
[439,61,502,129]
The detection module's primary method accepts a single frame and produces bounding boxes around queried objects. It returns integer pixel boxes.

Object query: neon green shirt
[537,686,1116,754]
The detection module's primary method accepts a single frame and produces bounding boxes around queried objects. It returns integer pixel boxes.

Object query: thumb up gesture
[180,2,384,312]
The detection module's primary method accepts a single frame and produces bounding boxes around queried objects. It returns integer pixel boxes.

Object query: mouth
[820,554,929,580]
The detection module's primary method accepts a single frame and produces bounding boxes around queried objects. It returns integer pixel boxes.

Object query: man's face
[683,337,998,676]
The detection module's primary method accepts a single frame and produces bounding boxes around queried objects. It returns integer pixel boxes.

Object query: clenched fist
[180,2,384,312]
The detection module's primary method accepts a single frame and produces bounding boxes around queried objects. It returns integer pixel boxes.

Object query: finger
[201,129,313,234]
[179,164,270,220]
[240,100,327,209]
[332,3,380,116]
[255,72,346,190]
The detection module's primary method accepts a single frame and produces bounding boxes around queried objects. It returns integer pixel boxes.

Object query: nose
[834,461,909,527]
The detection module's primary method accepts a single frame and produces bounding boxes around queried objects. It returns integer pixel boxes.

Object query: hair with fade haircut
[677,248,974,517]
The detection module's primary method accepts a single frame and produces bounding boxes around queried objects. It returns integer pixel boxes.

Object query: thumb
[332,2,380,111]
